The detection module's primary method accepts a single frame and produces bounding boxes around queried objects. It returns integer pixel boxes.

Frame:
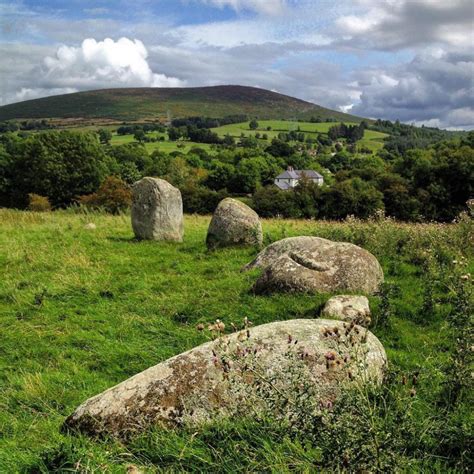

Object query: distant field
[110,132,215,154]
[212,120,388,151]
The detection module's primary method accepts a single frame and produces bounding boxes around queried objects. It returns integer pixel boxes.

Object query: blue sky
[1,0,473,128]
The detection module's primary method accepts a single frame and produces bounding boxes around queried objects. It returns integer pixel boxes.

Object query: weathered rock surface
[322,295,371,327]
[206,198,263,249]
[131,177,183,241]
[64,319,386,438]
[243,236,383,295]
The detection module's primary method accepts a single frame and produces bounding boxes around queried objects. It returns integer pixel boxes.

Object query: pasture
[0,209,472,472]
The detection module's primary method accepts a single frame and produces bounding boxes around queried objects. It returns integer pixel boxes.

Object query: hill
[0,85,367,123]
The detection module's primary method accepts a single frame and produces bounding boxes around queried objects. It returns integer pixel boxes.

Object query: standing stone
[206,198,263,249]
[131,177,183,242]
[322,295,371,327]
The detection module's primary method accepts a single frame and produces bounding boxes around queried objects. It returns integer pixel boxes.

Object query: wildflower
[325,351,336,360]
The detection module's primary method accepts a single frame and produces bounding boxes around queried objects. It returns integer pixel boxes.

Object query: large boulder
[206,198,263,249]
[131,177,183,242]
[322,295,371,327]
[243,236,383,295]
[64,319,387,439]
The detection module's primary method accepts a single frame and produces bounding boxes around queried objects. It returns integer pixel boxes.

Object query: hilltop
[0,85,367,123]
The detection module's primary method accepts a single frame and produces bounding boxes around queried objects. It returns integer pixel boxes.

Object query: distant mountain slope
[0,85,367,122]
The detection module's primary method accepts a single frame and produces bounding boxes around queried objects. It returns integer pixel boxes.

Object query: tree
[205,161,235,190]
[320,178,384,219]
[9,131,112,208]
[134,129,146,143]
[249,119,259,130]
[78,176,132,214]
[97,128,112,145]
[266,138,294,157]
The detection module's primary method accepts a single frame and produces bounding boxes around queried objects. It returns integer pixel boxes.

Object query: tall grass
[0,209,472,472]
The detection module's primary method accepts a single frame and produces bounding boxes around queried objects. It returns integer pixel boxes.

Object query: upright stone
[131,177,183,242]
[206,198,263,249]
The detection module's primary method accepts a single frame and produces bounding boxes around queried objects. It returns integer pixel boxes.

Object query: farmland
[108,120,388,154]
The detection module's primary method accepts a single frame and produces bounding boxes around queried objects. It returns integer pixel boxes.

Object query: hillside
[0,85,367,123]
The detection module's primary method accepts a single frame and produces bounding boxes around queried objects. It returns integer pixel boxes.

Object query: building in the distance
[274,166,324,190]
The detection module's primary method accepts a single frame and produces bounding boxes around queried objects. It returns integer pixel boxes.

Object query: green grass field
[212,120,388,151]
[0,209,472,471]
[110,133,215,154]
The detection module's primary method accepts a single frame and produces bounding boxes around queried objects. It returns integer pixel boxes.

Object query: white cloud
[42,37,185,89]
[336,0,474,50]
[14,87,78,102]
[197,0,286,15]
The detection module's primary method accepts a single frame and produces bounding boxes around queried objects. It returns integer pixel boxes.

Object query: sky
[0,0,473,129]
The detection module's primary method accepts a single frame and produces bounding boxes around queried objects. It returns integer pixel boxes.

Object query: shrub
[180,185,227,214]
[27,193,51,212]
[78,176,131,214]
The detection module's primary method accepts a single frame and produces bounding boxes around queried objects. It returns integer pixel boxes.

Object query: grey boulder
[206,198,263,249]
[322,295,371,327]
[244,236,383,295]
[64,319,387,439]
[131,177,183,242]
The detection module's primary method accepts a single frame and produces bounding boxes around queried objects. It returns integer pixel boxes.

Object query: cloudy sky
[0,0,473,129]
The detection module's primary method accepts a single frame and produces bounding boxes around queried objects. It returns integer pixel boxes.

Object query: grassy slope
[109,120,388,153]
[0,210,472,471]
[212,120,388,151]
[0,86,367,123]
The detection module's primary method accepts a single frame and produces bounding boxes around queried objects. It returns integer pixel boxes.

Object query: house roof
[275,169,323,180]
[275,180,291,190]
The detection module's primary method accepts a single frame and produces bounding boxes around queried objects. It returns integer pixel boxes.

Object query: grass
[110,133,216,154]
[212,120,388,151]
[0,86,366,123]
[0,210,472,471]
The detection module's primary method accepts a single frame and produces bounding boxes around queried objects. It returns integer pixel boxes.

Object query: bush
[181,185,227,214]
[27,193,51,212]
[78,176,131,214]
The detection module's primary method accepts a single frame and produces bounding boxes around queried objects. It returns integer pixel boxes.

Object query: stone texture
[64,319,387,439]
[243,236,383,295]
[206,198,263,249]
[131,177,183,242]
[322,295,371,327]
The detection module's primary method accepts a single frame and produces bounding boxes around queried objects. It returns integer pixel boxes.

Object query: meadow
[109,120,388,154]
[0,209,472,472]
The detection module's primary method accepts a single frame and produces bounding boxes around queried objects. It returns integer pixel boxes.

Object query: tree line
[0,124,471,221]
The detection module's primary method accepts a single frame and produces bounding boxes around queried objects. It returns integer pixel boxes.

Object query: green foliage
[7,131,111,208]
[78,176,132,214]
[249,118,259,130]
[97,128,112,145]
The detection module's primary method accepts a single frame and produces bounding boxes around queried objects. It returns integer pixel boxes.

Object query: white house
[274,166,324,190]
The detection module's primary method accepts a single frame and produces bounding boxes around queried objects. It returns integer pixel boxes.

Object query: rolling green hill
[0,85,367,123]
